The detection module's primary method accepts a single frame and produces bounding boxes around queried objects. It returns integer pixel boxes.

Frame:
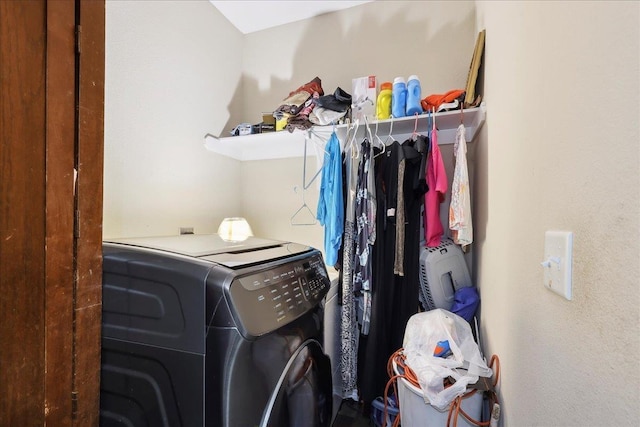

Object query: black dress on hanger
[358,138,427,405]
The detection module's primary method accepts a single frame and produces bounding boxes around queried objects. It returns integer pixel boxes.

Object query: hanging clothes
[339,143,360,401]
[424,123,448,247]
[412,134,430,196]
[359,139,425,406]
[317,131,344,266]
[353,138,376,335]
[393,157,406,276]
[449,123,473,248]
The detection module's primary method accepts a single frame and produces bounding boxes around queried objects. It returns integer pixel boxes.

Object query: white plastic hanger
[384,115,395,146]
[373,120,386,158]
[343,119,361,160]
[364,115,374,143]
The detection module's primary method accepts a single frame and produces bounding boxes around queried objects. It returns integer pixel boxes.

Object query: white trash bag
[402,309,492,411]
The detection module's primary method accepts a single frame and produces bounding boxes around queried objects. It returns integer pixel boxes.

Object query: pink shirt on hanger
[424,127,448,247]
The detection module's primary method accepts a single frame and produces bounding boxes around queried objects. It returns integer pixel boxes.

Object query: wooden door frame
[73,1,105,424]
[46,2,105,423]
[45,1,77,424]
[0,1,104,424]
[0,1,48,422]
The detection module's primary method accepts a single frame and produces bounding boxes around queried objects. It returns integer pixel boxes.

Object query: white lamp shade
[217,217,253,241]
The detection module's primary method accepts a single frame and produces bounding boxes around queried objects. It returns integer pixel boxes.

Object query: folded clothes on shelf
[421,89,465,112]
[316,87,352,112]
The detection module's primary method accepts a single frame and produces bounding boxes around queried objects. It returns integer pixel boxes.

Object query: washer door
[260,339,332,427]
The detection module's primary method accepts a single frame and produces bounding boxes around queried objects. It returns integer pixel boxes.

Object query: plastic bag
[402,309,492,411]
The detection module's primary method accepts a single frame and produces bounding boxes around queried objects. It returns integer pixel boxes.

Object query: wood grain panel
[0,1,47,425]
[73,1,105,425]
[45,1,76,424]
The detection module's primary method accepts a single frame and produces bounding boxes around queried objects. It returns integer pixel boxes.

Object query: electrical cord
[382,349,501,427]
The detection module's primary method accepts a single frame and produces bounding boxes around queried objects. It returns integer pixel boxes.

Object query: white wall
[104,0,245,238]
[474,1,640,425]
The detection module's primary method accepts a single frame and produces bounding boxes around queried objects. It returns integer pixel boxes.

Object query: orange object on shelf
[421,89,465,112]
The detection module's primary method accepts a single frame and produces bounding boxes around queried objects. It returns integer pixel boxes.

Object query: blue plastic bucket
[370,396,400,427]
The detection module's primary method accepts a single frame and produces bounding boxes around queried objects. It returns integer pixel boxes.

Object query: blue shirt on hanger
[317,131,343,266]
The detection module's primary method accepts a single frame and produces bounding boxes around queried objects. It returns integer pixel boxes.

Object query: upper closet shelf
[204,102,486,161]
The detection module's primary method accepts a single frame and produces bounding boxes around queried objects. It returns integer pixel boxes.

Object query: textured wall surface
[474,1,640,425]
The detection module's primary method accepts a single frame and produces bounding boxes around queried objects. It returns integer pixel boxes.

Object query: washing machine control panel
[229,253,330,337]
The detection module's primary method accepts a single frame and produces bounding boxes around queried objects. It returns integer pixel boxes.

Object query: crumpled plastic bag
[402,309,492,411]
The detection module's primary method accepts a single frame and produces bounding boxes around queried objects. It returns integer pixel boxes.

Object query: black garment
[316,87,352,112]
[358,140,427,405]
[336,150,348,304]
[410,135,430,197]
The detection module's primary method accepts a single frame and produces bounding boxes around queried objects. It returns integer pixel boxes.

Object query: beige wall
[474,1,639,425]
[240,0,477,127]
[104,0,245,238]
[240,157,324,250]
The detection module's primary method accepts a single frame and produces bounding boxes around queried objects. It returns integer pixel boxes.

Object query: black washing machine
[99,234,332,427]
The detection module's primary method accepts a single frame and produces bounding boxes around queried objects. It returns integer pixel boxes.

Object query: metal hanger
[300,131,323,190]
[290,185,317,226]
[307,128,330,156]
[290,132,320,226]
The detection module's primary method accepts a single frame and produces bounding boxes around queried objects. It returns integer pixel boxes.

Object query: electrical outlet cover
[543,231,573,300]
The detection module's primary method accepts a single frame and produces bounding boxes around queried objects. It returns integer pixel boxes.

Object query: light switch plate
[542,231,573,300]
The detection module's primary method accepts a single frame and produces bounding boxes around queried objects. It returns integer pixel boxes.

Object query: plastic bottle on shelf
[406,75,423,116]
[376,82,393,120]
[391,77,407,118]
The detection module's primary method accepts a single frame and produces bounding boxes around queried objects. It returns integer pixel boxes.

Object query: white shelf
[204,130,308,161]
[204,102,486,161]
